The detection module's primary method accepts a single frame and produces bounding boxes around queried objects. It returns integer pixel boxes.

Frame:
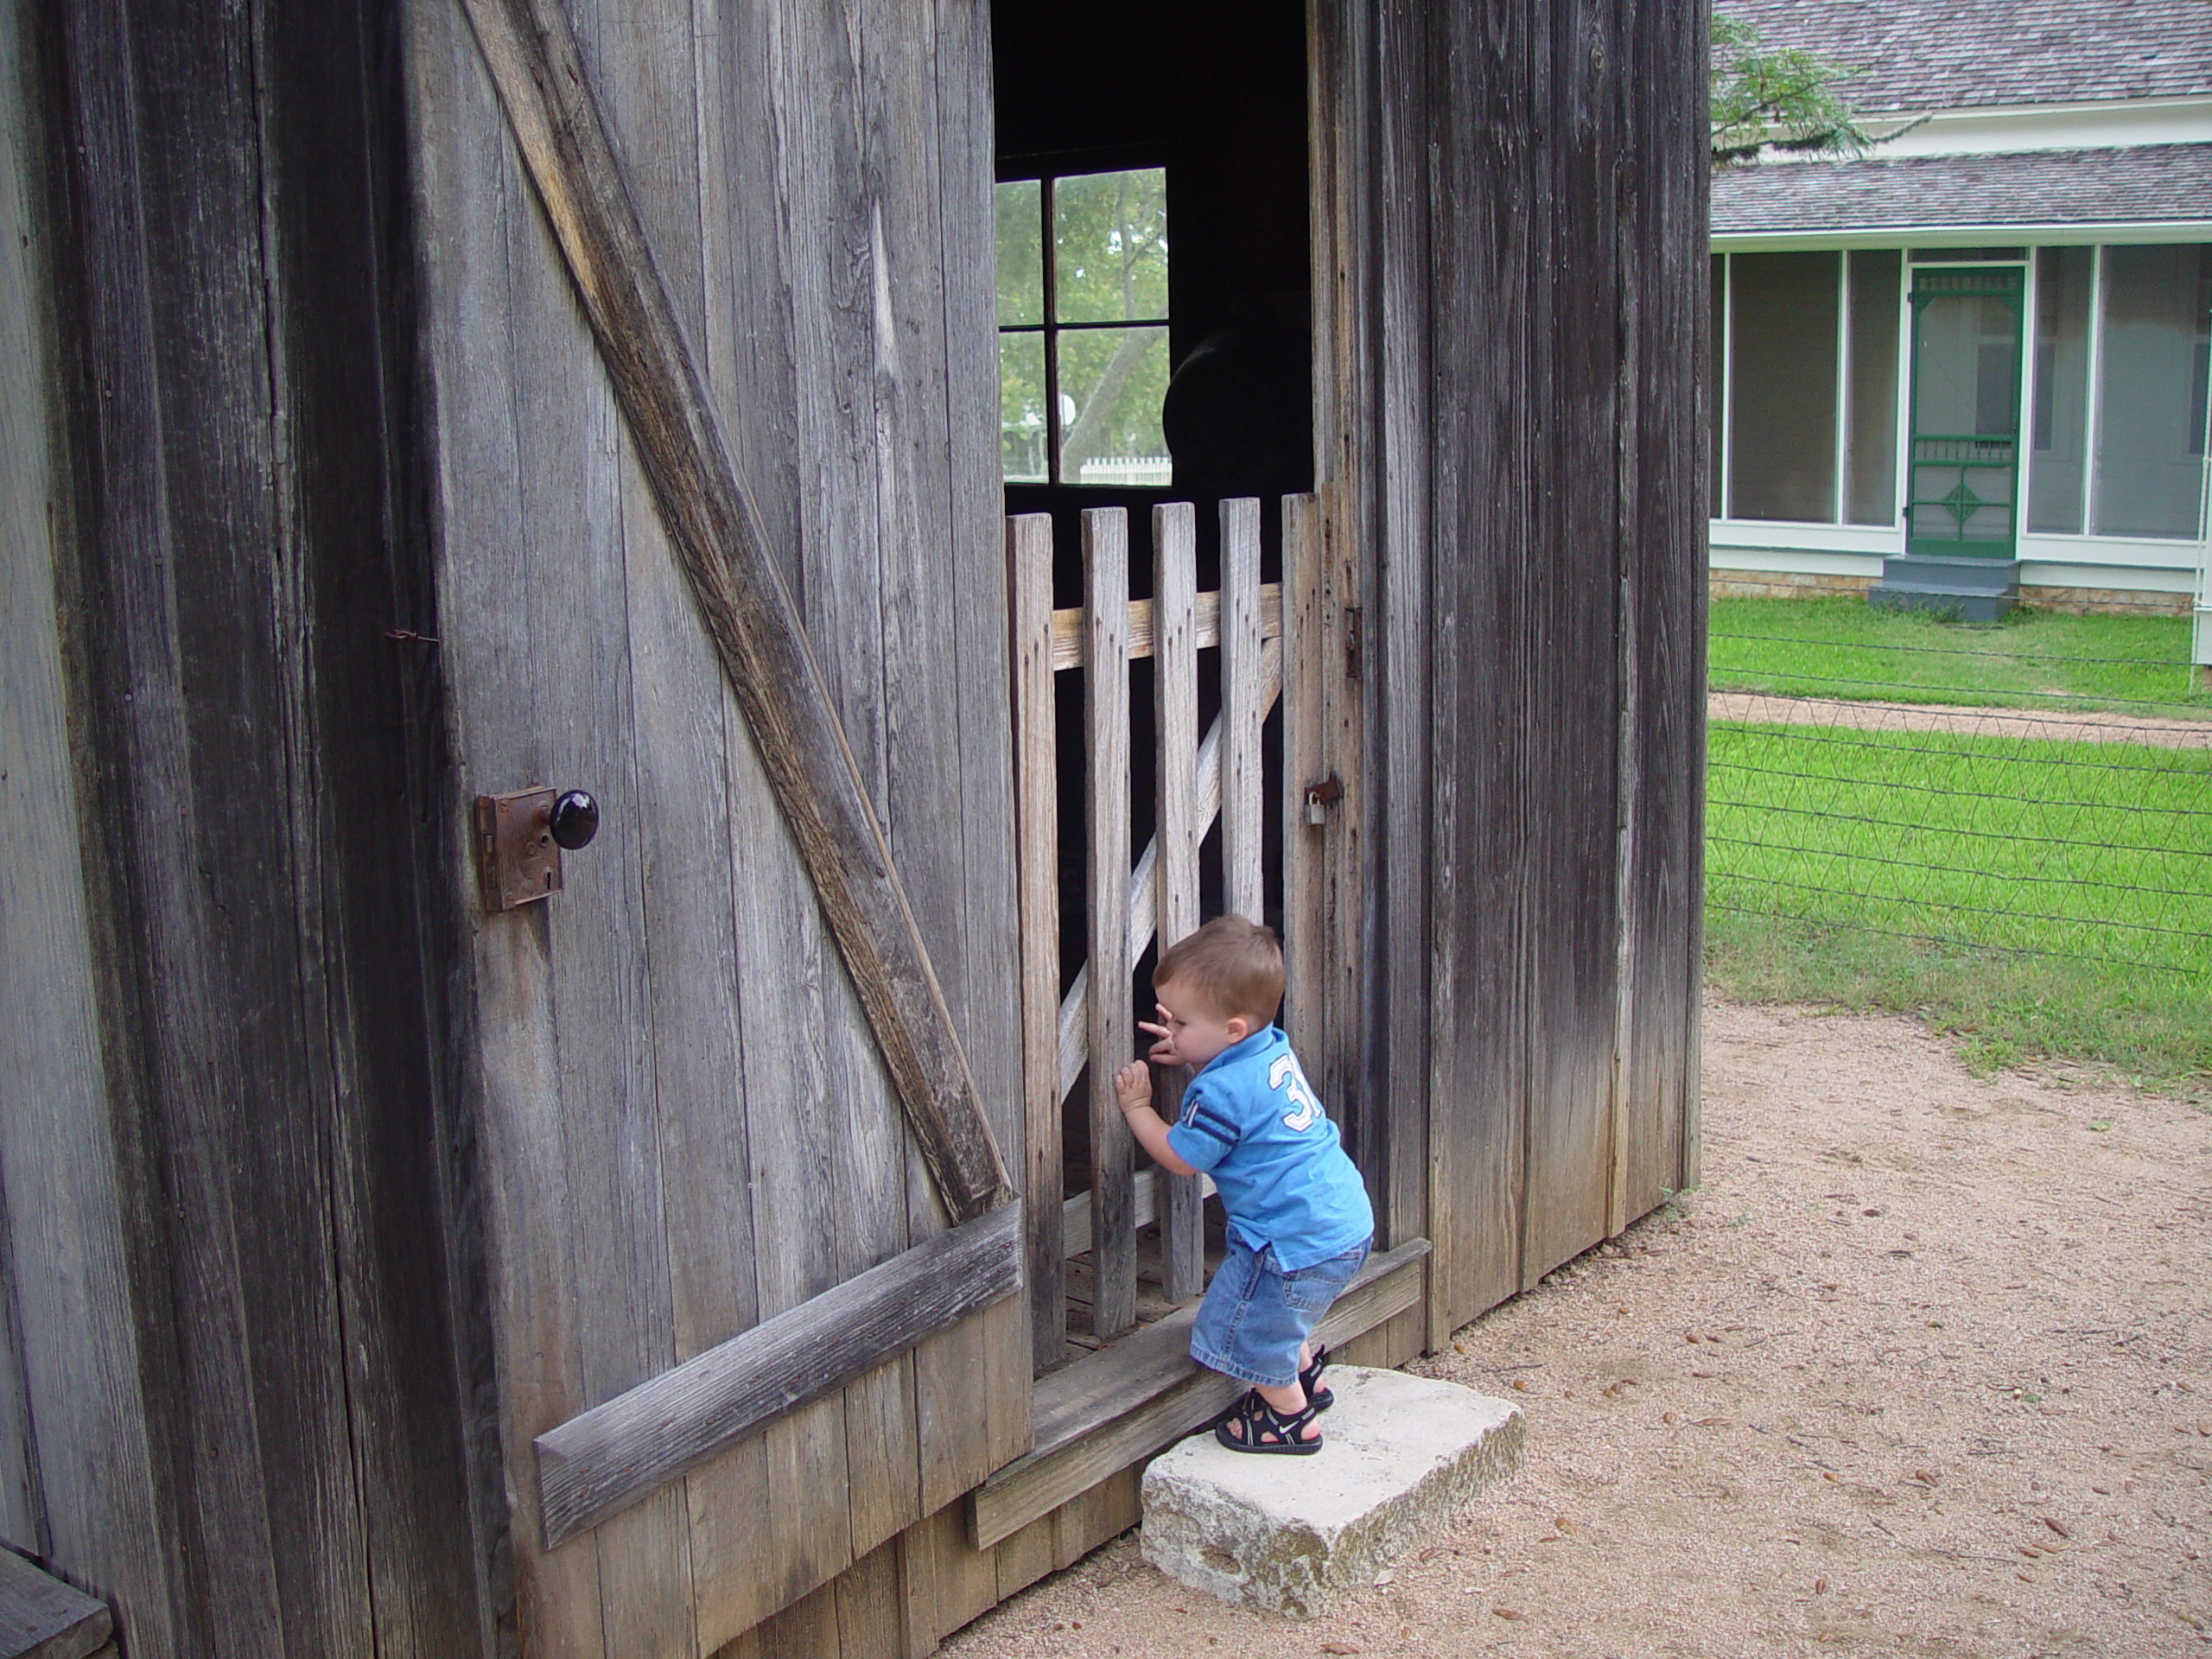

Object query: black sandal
[1300,1345,1334,1414]
[1215,1389,1324,1455]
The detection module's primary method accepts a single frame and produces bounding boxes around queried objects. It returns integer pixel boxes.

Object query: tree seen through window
[996,168,1170,486]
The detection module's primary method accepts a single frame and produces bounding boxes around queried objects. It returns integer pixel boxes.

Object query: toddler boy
[1114,915,1373,1453]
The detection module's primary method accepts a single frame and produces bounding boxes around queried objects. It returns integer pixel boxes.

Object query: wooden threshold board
[0,1547,112,1659]
[966,1236,1430,1550]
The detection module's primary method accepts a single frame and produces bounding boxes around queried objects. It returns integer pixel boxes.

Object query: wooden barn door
[406,0,1028,1654]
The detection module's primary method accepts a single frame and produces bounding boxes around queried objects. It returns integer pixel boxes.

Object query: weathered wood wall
[0,0,493,1653]
[1341,0,1708,1340]
[0,0,1706,1652]
[404,0,1026,1651]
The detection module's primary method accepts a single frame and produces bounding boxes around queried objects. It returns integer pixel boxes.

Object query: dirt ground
[1706,692,2212,749]
[942,993,2212,1658]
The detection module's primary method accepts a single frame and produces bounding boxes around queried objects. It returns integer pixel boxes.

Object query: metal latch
[475,786,600,912]
[1303,775,1344,825]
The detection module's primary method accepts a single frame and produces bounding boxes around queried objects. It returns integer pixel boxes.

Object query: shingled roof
[1718,0,2212,112]
[1713,143,2212,233]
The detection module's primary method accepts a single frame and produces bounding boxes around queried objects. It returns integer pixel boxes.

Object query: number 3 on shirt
[1268,1053,1322,1132]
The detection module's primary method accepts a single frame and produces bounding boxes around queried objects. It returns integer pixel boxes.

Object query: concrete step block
[1139,1366,1524,1618]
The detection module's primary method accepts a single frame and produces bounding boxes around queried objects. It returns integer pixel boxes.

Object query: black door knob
[549,790,600,850]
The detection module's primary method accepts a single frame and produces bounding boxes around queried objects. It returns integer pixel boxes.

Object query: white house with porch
[1710,0,2212,661]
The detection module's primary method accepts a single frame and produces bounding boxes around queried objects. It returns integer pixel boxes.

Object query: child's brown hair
[1153,914,1283,1025]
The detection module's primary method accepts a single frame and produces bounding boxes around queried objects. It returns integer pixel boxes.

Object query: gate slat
[1221,498,1267,925]
[1152,503,1205,1302]
[1082,507,1138,1342]
[1011,514,1065,1372]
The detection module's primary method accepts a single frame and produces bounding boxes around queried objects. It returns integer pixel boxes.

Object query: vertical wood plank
[860,0,1007,1527]
[1151,502,1205,1304]
[49,0,388,1649]
[1281,492,1325,1037]
[408,0,608,1645]
[692,718,853,1648]
[1219,496,1267,928]
[1316,484,1370,1186]
[852,14,938,1527]
[1011,514,1065,1370]
[1606,0,1643,1241]
[993,1516,1058,1606]
[1517,0,1621,1287]
[503,0,696,1619]
[1366,0,1437,1345]
[898,1503,999,1659]
[833,1537,907,1659]
[571,0,706,1645]
[1083,507,1137,1343]
[258,0,500,1643]
[1618,0,1706,1211]
[1424,0,1531,1337]
[747,1577,842,1659]
[678,0,822,1645]
[1306,2,1382,1211]
[933,0,1034,1493]
[1051,1468,1141,1571]
[0,4,171,1618]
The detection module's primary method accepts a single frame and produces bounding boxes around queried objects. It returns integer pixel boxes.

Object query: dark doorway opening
[993,1,1317,1363]
[992,0,1313,592]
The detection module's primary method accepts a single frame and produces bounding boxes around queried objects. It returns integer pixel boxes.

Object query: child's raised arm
[1113,1062,1198,1178]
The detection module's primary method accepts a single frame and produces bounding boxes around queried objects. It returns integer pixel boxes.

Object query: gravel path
[943,994,2212,1659]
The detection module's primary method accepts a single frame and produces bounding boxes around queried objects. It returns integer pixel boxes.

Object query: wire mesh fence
[1705,613,2212,982]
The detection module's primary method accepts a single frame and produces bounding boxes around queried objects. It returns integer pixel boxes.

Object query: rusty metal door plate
[476,786,563,911]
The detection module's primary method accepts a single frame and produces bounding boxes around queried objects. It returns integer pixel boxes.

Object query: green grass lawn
[1705,692,2212,1088]
[1709,597,2212,717]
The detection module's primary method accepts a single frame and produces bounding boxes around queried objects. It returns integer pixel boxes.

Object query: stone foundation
[2017,585,2193,618]
[1709,568,1872,602]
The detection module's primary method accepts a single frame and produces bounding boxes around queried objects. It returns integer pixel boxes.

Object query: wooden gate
[408,0,1028,1650]
[1009,498,1295,1369]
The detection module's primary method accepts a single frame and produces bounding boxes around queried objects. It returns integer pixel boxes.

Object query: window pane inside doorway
[2094,245,2212,540]
[1000,331,1048,483]
[1052,168,1169,325]
[1058,327,1171,484]
[996,180,1044,326]
[1729,251,1839,521]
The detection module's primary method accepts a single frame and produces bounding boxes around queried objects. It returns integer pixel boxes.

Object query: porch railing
[1012,495,1321,1370]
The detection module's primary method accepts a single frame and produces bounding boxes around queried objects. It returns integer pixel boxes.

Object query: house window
[2027,244,2212,542]
[2028,246,2093,534]
[1713,250,1901,526]
[2093,245,2212,539]
[995,168,1171,486]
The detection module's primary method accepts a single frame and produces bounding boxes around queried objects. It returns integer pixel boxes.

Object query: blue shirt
[1164,1026,1374,1270]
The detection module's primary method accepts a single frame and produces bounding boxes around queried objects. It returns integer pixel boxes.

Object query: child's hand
[1138,1005,1178,1065]
[1113,1061,1153,1117]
